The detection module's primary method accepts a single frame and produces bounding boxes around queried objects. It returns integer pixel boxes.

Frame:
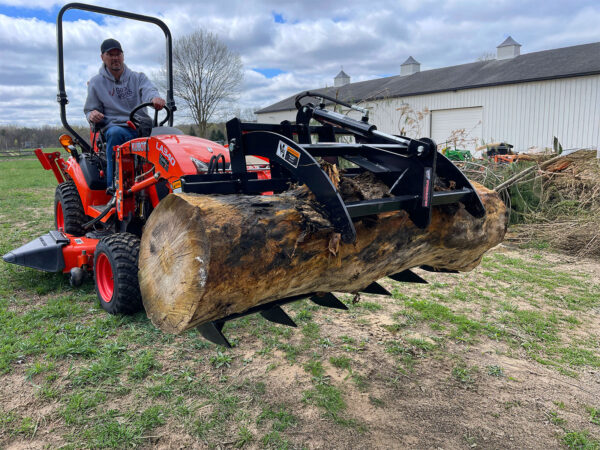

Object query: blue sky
[0,4,102,22]
[1,0,599,126]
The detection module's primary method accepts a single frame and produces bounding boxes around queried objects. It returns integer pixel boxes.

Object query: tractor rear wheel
[55,181,86,236]
[94,233,143,315]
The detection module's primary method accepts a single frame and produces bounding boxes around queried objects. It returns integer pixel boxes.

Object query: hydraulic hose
[83,196,116,230]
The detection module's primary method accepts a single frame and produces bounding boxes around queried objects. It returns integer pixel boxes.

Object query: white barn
[255,38,600,152]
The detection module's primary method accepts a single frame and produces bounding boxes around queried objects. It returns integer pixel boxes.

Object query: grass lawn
[1,156,599,448]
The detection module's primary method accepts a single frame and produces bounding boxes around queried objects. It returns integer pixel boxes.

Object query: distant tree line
[0,123,229,150]
[0,125,90,150]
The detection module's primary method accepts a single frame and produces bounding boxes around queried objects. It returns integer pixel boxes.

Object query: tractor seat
[150,126,184,136]
[79,153,106,190]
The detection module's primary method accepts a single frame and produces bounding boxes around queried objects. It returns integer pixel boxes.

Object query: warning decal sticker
[172,179,182,193]
[422,167,432,207]
[276,141,300,168]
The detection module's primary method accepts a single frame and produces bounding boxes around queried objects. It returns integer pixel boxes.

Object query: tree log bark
[138,180,507,334]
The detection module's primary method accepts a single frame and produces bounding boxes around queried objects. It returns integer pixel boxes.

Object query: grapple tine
[197,321,232,348]
[310,292,348,310]
[389,269,428,284]
[260,306,297,327]
[360,281,392,296]
[420,265,459,274]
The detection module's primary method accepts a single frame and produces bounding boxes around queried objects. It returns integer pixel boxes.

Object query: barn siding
[256,75,600,151]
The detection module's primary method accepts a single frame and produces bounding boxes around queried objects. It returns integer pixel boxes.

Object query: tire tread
[94,233,143,315]
[55,181,86,236]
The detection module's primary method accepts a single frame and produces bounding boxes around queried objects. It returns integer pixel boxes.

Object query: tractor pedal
[310,292,348,310]
[420,265,459,274]
[260,306,297,327]
[90,203,112,214]
[360,281,392,296]
[389,269,428,284]
[197,321,231,348]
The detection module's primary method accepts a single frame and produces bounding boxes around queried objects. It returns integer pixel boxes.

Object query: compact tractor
[3,3,269,314]
[3,3,487,346]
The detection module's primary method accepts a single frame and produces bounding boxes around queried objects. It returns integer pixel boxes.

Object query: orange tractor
[3,3,268,314]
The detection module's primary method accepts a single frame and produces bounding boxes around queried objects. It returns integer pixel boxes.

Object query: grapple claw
[389,269,428,284]
[420,265,459,273]
[197,321,231,348]
[360,281,392,296]
[310,292,348,310]
[260,306,297,327]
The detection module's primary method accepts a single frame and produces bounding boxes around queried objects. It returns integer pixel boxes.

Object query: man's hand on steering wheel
[129,101,172,129]
[152,97,166,110]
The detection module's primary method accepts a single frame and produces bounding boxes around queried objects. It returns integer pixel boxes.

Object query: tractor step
[89,203,112,214]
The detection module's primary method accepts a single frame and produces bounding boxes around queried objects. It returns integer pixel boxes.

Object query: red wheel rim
[96,253,114,303]
[56,202,64,231]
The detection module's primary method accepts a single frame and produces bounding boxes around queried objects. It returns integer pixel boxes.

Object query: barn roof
[256,42,600,114]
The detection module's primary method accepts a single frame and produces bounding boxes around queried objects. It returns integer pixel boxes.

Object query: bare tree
[226,106,260,122]
[476,52,496,61]
[171,29,243,136]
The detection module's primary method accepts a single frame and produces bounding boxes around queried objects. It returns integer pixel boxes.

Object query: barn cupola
[401,56,420,76]
[334,69,351,87]
[497,36,521,60]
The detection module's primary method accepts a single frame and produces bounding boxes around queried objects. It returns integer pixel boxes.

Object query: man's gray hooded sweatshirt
[84,64,160,131]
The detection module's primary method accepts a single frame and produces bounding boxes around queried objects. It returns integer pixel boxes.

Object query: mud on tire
[55,181,86,236]
[94,233,143,315]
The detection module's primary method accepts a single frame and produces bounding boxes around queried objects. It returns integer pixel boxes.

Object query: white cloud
[0,0,599,127]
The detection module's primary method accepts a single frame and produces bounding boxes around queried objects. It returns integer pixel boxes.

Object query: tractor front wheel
[94,233,143,315]
[55,182,86,236]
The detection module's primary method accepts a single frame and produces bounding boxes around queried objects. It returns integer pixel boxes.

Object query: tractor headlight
[191,157,208,174]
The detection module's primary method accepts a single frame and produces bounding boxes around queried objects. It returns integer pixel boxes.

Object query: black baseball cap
[101,38,122,54]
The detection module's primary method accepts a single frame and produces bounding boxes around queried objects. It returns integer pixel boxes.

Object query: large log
[138,178,507,334]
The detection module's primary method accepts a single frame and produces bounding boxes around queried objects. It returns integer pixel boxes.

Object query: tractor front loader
[3,3,508,347]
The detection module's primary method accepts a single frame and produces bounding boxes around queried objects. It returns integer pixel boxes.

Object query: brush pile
[461,150,600,258]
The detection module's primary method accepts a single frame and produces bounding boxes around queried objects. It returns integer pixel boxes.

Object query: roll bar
[56,3,176,151]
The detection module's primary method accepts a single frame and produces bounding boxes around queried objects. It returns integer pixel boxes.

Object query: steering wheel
[128,102,172,129]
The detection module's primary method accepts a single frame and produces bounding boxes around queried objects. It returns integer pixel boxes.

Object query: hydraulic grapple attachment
[182,92,485,244]
[180,92,486,346]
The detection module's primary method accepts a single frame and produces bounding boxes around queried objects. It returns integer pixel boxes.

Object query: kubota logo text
[157,143,175,166]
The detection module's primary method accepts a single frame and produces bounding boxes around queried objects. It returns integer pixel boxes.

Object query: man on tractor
[84,38,165,191]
